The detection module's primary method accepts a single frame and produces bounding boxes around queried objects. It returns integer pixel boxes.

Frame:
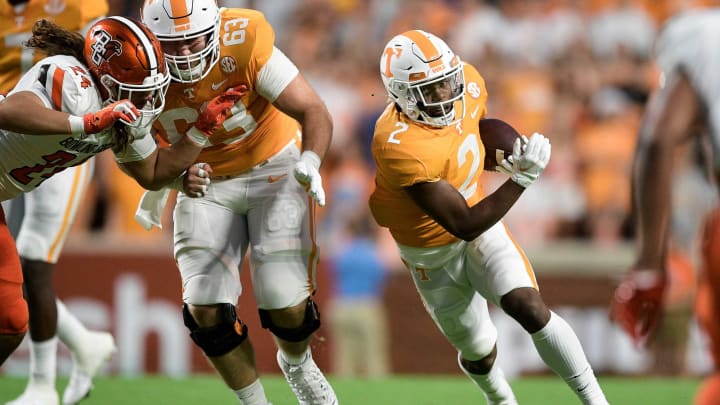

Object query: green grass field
[0,374,701,404]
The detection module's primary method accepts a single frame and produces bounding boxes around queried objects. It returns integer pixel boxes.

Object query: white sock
[29,336,58,386]
[458,354,517,405]
[280,347,310,366]
[531,312,608,405]
[234,378,270,405]
[56,299,88,353]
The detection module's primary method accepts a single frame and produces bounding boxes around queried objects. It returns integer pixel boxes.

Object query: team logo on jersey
[90,30,123,66]
[467,82,481,99]
[220,56,237,74]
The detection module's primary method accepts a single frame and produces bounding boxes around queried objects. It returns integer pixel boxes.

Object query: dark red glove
[609,269,666,348]
[83,100,139,134]
[187,85,248,145]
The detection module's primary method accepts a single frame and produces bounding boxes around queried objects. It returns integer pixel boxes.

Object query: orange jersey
[0,0,107,93]
[370,63,488,248]
[153,8,300,178]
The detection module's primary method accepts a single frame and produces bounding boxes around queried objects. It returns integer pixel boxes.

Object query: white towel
[135,188,171,230]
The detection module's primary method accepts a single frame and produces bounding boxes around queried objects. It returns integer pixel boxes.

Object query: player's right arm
[406,134,551,241]
[610,69,703,347]
[0,91,137,136]
[632,71,703,272]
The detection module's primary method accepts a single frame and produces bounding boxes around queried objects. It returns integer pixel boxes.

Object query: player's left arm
[273,74,333,160]
[255,45,332,206]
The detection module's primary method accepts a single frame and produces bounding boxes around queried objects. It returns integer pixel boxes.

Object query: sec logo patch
[221,56,237,74]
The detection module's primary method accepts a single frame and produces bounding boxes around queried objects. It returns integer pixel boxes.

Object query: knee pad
[182,303,248,357]
[258,298,321,342]
[0,294,28,334]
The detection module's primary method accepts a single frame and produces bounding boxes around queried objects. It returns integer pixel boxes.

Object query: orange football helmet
[83,16,170,127]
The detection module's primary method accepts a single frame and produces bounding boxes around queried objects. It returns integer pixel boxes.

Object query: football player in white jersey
[609,9,720,404]
[0,16,244,400]
[371,30,608,404]
[0,1,120,404]
[141,1,336,404]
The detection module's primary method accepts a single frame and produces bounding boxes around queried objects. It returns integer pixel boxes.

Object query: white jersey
[0,54,156,201]
[655,9,720,169]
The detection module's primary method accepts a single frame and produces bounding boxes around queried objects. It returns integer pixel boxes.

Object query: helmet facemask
[380,30,467,128]
[160,14,220,84]
[101,72,171,127]
[409,65,465,127]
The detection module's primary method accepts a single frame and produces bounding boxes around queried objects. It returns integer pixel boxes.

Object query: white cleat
[276,351,337,405]
[5,382,59,405]
[62,331,116,405]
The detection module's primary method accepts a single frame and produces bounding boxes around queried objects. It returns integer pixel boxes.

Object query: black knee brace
[182,303,248,357]
[258,298,321,342]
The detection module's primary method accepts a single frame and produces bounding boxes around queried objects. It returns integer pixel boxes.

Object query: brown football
[478,118,520,171]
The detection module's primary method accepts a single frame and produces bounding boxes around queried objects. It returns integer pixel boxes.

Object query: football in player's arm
[370,29,609,404]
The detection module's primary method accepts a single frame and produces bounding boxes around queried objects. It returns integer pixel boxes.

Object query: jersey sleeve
[655,11,720,107]
[255,46,299,102]
[655,11,720,170]
[29,62,99,116]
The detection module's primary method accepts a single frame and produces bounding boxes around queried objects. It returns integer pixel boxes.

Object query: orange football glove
[187,85,248,146]
[609,269,666,348]
[83,100,139,135]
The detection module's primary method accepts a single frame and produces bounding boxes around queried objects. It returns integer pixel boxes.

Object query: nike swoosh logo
[211,79,228,91]
[470,106,480,119]
[268,173,288,183]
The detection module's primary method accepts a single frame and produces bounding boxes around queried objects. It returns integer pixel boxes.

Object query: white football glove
[499,132,551,188]
[293,150,326,207]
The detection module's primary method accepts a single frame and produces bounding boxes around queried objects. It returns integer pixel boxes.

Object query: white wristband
[300,150,321,171]
[186,127,210,147]
[68,115,85,136]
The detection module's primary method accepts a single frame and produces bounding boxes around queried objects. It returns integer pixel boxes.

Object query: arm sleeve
[255,46,299,102]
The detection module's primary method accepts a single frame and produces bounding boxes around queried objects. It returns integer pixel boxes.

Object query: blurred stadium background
[3,0,719,403]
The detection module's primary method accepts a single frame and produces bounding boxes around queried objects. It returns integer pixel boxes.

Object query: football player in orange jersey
[608,10,720,404]
[140,1,336,404]
[1,1,114,404]
[370,30,609,405]
[0,16,240,405]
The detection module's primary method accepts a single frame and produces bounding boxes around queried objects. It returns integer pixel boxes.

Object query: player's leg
[0,206,28,365]
[695,207,720,404]
[399,242,517,405]
[468,222,608,405]
[173,189,271,405]
[5,162,113,405]
[248,145,336,404]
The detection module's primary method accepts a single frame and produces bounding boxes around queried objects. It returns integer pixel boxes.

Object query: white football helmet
[141,0,220,83]
[380,30,465,127]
